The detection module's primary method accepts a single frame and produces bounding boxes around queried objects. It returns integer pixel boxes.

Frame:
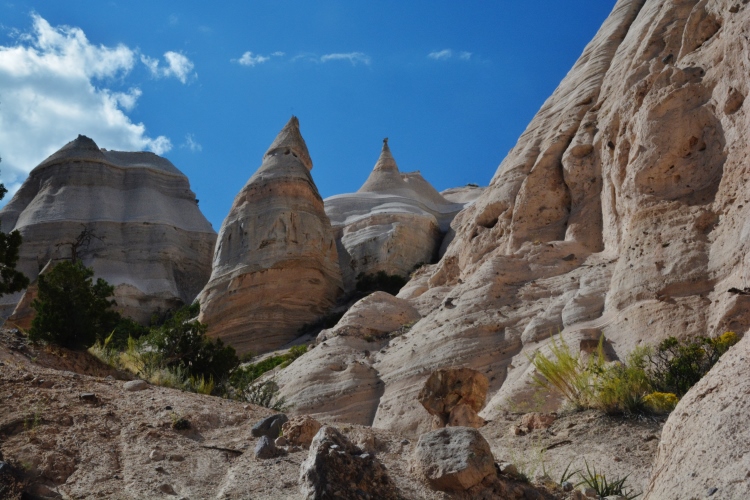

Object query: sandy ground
[0,329,660,499]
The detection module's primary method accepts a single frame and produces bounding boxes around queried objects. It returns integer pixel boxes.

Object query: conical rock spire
[199,117,342,355]
[264,116,313,171]
[373,137,399,172]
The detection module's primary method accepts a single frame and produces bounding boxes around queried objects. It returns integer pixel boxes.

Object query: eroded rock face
[198,117,343,355]
[275,292,421,425]
[324,139,466,290]
[0,135,216,325]
[299,426,404,500]
[353,0,750,438]
[644,334,750,500]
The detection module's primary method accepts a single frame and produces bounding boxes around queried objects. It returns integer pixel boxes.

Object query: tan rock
[520,413,557,431]
[413,426,496,492]
[644,335,750,499]
[417,367,489,427]
[275,293,420,425]
[198,117,343,355]
[324,139,465,289]
[0,135,216,325]
[281,416,322,448]
[447,403,486,429]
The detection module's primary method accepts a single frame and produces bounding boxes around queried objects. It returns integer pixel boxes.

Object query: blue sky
[0,1,616,230]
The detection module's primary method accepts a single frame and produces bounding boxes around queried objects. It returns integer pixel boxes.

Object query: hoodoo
[198,117,342,355]
[324,139,465,289]
[0,135,217,325]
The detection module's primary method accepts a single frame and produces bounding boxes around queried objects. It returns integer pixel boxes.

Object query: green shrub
[531,335,603,410]
[642,392,679,414]
[355,271,408,296]
[647,332,739,397]
[29,261,120,349]
[576,461,640,499]
[593,347,651,415]
[145,303,239,384]
[228,344,307,407]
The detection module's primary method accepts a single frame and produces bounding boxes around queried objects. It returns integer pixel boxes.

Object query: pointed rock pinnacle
[264,116,313,170]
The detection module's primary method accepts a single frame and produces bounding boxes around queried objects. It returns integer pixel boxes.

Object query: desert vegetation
[531,332,739,416]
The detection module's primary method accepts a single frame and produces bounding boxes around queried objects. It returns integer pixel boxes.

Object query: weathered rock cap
[414,426,496,492]
[264,116,313,171]
[418,367,489,428]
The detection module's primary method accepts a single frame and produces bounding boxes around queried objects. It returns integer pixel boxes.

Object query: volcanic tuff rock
[278,0,750,451]
[0,135,216,324]
[198,117,342,355]
[324,139,465,290]
[274,292,421,425]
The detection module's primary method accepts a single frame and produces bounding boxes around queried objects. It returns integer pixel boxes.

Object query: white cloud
[428,49,452,60]
[181,133,202,152]
[141,51,195,83]
[428,49,475,62]
[271,51,285,57]
[0,14,172,193]
[233,51,270,67]
[320,52,371,65]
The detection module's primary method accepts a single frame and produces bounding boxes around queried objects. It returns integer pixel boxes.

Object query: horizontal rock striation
[198,117,342,355]
[0,135,216,324]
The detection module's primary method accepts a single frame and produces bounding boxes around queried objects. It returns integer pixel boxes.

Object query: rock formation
[274,292,421,425]
[0,135,216,324]
[198,117,342,355]
[278,0,750,447]
[323,139,465,289]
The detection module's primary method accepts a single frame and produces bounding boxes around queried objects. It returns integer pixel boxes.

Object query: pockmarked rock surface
[315,0,750,439]
[324,139,466,290]
[644,334,750,500]
[275,292,421,425]
[299,426,404,500]
[198,117,343,355]
[0,135,216,324]
[414,427,495,492]
[282,416,322,448]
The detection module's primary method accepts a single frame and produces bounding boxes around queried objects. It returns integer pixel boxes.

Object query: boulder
[644,335,750,499]
[0,135,216,325]
[324,139,466,290]
[123,380,149,392]
[281,416,322,448]
[254,435,284,460]
[299,426,404,500]
[198,117,343,355]
[413,426,496,492]
[418,367,488,428]
[251,414,288,440]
